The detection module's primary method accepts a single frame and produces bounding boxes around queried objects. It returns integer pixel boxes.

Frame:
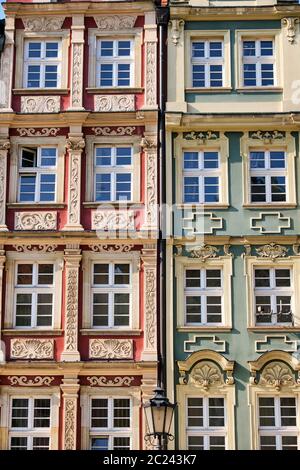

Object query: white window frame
[258,395,299,450]
[96,39,134,88]
[23,39,61,89]
[242,38,275,88]
[254,266,293,326]
[191,39,224,89]
[184,267,223,326]
[186,396,227,450]
[89,396,132,450]
[4,252,63,331]
[9,396,51,450]
[18,146,58,203]
[94,145,133,203]
[91,261,132,329]
[249,149,287,204]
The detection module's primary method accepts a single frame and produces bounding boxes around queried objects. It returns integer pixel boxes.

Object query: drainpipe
[155,2,169,391]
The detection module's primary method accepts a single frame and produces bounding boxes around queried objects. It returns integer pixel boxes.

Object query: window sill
[2,329,63,336]
[86,87,144,94]
[236,87,283,93]
[13,88,69,95]
[7,203,66,209]
[176,204,229,210]
[248,327,300,332]
[243,203,296,209]
[83,202,143,209]
[185,87,232,93]
[177,326,231,332]
[80,329,142,336]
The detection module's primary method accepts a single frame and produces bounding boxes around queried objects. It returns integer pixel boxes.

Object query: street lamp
[143,387,176,450]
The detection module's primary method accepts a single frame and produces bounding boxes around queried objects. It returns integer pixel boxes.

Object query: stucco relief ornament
[92,126,136,136]
[17,128,59,137]
[0,140,10,151]
[256,243,288,261]
[87,376,135,387]
[260,362,296,390]
[183,131,219,144]
[13,244,57,253]
[66,138,85,152]
[141,136,157,151]
[23,16,65,32]
[282,17,300,44]
[89,244,132,253]
[8,376,54,386]
[15,212,57,230]
[250,130,285,144]
[95,95,135,112]
[64,399,76,450]
[94,15,137,30]
[188,243,219,261]
[10,339,54,359]
[169,19,185,46]
[89,339,133,359]
[189,362,223,390]
[21,96,60,113]
[174,245,183,257]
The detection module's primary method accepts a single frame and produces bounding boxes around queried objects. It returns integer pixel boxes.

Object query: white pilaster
[68,15,85,111]
[141,245,157,361]
[61,378,80,450]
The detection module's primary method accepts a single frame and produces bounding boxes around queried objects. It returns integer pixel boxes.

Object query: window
[9,397,51,450]
[250,150,286,203]
[242,38,275,87]
[191,40,224,88]
[14,262,54,328]
[24,40,61,88]
[186,397,226,450]
[258,396,299,450]
[183,150,220,203]
[92,262,131,328]
[96,40,133,88]
[185,268,223,325]
[18,147,57,203]
[254,267,293,326]
[90,398,131,450]
[94,146,132,202]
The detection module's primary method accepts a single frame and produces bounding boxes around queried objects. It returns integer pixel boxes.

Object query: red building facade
[0,0,159,450]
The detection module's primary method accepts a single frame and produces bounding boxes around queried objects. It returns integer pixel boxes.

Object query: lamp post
[143,387,176,450]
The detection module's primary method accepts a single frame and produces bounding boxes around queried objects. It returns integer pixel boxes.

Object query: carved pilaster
[61,378,80,450]
[0,250,6,362]
[61,248,82,361]
[141,136,158,231]
[141,375,157,449]
[0,140,9,231]
[63,136,85,231]
[142,13,158,110]
[68,16,84,110]
[141,246,157,361]
[0,17,15,111]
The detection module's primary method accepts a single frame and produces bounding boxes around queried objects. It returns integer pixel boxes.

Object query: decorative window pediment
[249,351,300,389]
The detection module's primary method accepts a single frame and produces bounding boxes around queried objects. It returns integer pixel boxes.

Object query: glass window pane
[10,437,28,450]
[116,147,132,166]
[184,152,199,170]
[40,174,56,202]
[209,42,222,58]
[21,148,37,168]
[259,397,275,426]
[41,148,57,167]
[255,269,270,288]
[34,399,51,428]
[204,152,219,169]
[95,174,111,201]
[260,435,276,450]
[91,437,109,450]
[19,175,36,202]
[93,264,109,285]
[17,264,33,285]
[186,269,201,288]
[113,437,130,450]
[209,436,225,450]
[33,437,50,450]
[188,435,204,450]
[100,41,113,57]
[243,41,256,57]
[93,293,109,327]
[250,151,265,169]
[114,264,130,285]
[91,399,108,428]
[113,398,130,428]
[46,42,58,58]
[187,397,203,427]
[11,398,29,428]
[27,65,40,87]
[28,42,41,58]
[192,42,205,58]
[270,151,285,169]
[38,264,54,285]
[118,41,131,57]
[95,148,112,166]
[208,397,225,427]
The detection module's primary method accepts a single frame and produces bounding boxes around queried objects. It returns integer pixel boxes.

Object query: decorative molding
[189,361,223,390]
[87,376,135,387]
[249,351,300,386]
[184,335,226,353]
[15,212,57,230]
[63,268,80,356]
[188,243,219,261]
[10,339,54,359]
[16,128,60,137]
[0,43,13,109]
[89,244,132,253]
[65,137,85,152]
[21,96,60,113]
[13,244,57,253]
[89,339,133,359]
[94,15,137,30]
[141,136,157,151]
[144,269,156,352]
[94,95,135,112]
[8,376,54,386]
[260,362,296,390]
[293,244,300,255]
[23,16,65,32]
[249,130,285,143]
[183,212,223,235]
[183,131,219,144]
[144,42,157,107]
[169,19,185,46]
[282,17,300,44]
[242,244,252,257]
[92,126,136,136]
[143,143,157,228]
[71,43,83,108]
[256,243,288,260]
[0,142,9,230]
[174,245,183,257]
[255,336,297,353]
[0,140,10,150]
[251,212,291,234]
[92,210,135,231]
[64,398,76,450]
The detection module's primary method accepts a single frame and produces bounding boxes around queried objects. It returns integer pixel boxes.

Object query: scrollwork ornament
[8,376,54,386]
[256,243,288,261]
[260,362,295,390]
[87,376,134,387]
[188,243,219,261]
[92,126,136,136]
[89,244,132,253]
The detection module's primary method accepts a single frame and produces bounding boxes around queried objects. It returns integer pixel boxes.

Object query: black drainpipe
[156,2,169,391]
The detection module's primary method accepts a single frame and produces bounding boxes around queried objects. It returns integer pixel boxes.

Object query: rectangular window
[259,396,299,450]
[18,147,57,203]
[192,40,224,88]
[94,146,132,202]
[242,39,275,87]
[92,262,131,328]
[254,267,293,326]
[14,263,54,328]
[185,268,223,325]
[24,40,61,88]
[9,397,51,450]
[250,150,286,203]
[96,40,133,87]
[90,398,131,450]
[183,150,220,203]
[187,397,226,450]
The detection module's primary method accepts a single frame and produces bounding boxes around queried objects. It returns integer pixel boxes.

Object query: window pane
[192,64,205,88]
[118,41,131,57]
[17,264,33,285]
[204,176,219,203]
[261,64,274,86]
[114,293,130,326]
[37,293,53,326]
[206,270,222,288]
[28,42,41,58]
[192,42,205,58]
[250,151,265,169]
[117,63,131,86]
[114,264,130,285]
[91,437,109,450]
[209,64,223,87]
[40,174,56,202]
[243,63,256,87]
[34,399,51,428]
[11,398,29,428]
[209,42,222,58]
[270,151,285,169]
[16,294,32,327]
[93,264,109,285]
[208,397,225,427]
[260,435,276,450]
[206,296,222,323]
[256,296,271,315]
[116,173,131,201]
[187,397,203,427]
[45,65,58,88]
[204,152,219,169]
[95,148,112,167]
[259,397,275,426]
[260,40,273,56]
[113,399,130,428]
[209,436,225,450]
[46,42,58,58]
[100,64,113,87]
[186,296,201,324]
[186,269,201,288]
[184,152,199,170]
[38,264,54,285]
[10,437,28,450]
[91,399,108,428]
[95,174,111,201]
[280,397,296,426]
[282,436,298,450]
[116,147,132,166]
[113,437,130,450]
[243,41,256,57]
[21,148,37,168]
[19,175,36,202]
[100,41,113,57]
[41,148,57,167]
[33,437,50,450]
[271,176,286,202]
[251,176,266,202]
[255,269,270,288]
[188,435,204,450]
[93,293,109,327]
[275,269,291,287]
[184,177,199,203]
[27,65,40,87]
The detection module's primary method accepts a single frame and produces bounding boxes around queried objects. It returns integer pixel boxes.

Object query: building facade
[166,0,300,450]
[0,0,159,450]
